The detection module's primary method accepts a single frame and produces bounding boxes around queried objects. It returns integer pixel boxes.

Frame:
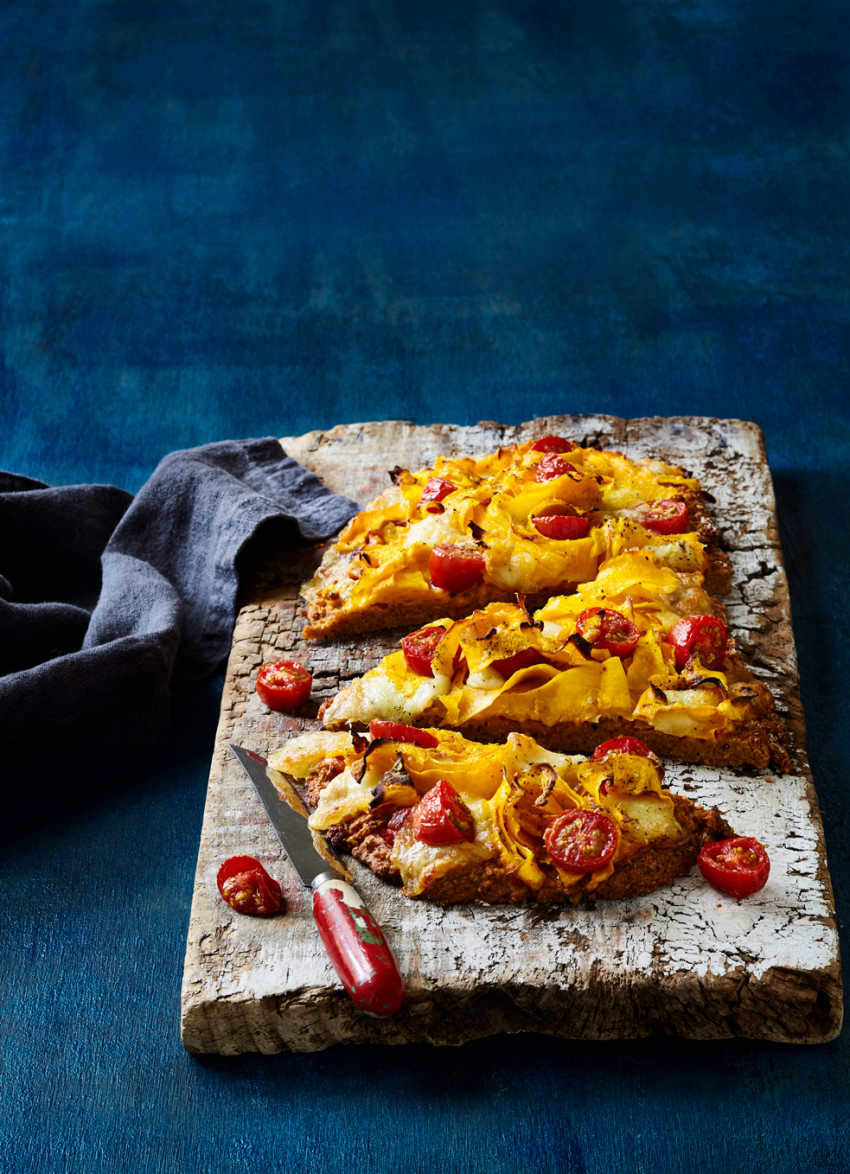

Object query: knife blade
[229,744,405,1018]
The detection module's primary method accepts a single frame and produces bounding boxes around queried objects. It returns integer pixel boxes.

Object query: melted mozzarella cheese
[308,769,372,830]
[504,732,578,773]
[650,540,703,572]
[268,730,354,778]
[360,670,450,722]
[404,513,461,548]
[616,794,682,843]
[467,665,508,690]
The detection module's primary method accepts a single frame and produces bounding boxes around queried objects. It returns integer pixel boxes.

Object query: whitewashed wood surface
[180,416,842,1054]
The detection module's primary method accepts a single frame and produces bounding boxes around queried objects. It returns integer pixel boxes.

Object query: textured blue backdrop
[1,1,848,1171]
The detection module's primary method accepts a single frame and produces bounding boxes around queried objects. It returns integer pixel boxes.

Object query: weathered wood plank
[180,416,842,1054]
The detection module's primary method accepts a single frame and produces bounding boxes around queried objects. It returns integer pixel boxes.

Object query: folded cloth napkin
[0,438,359,745]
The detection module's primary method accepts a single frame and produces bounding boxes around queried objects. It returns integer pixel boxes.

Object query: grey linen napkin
[0,438,359,745]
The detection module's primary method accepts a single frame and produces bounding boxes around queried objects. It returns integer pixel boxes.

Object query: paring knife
[229,744,405,1018]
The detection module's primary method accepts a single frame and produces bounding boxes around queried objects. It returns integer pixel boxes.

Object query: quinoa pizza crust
[300,433,732,641]
[180,417,842,1054]
[270,727,735,908]
[318,561,791,773]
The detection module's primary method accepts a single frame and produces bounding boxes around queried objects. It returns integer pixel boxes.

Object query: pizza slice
[300,434,731,640]
[319,550,790,772]
[268,726,733,906]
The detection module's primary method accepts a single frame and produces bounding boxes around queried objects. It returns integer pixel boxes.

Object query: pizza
[268,726,733,906]
[300,435,731,640]
[274,427,785,907]
[318,548,790,771]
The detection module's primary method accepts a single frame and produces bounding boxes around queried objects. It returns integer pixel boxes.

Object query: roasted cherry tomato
[491,648,550,678]
[637,498,690,535]
[411,780,475,847]
[576,608,640,658]
[369,720,439,749]
[532,512,590,540]
[544,810,619,873]
[420,477,456,505]
[217,856,282,916]
[698,837,770,898]
[451,646,468,678]
[429,543,486,592]
[532,435,575,453]
[535,453,577,482]
[668,615,728,671]
[255,660,312,710]
[402,625,448,677]
[592,735,664,781]
[592,736,654,760]
[380,806,413,847]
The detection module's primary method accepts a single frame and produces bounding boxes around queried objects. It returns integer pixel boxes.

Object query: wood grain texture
[180,416,842,1054]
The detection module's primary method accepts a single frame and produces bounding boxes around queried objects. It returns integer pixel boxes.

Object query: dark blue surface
[1,1,848,1171]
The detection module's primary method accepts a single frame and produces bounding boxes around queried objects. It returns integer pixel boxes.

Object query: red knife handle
[311,873,405,1018]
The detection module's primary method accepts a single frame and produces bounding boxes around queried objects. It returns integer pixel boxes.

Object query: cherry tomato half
[532,435,576,453]
[411,780,475,847]
[402,625,448,677]
[380,806,413,847]
[217,856,282,916]
[592,735,664,782]
[256,661,313,710]
[429,543,486,593]
[532,513,590,540]
[491,648,550,678]
[592,736,654,760]
[668,615,728,671]
[698,837,770,898]
[544,810,619,873]
[369,720,439,749]
[535,454,577,482]
[420,477,455,505]
[638,498,690,535]
[576,608,640,658]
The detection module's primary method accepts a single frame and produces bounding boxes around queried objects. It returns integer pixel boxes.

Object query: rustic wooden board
[180,416,842,1054]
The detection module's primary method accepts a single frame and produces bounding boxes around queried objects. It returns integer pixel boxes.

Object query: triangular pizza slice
[269,727,735,906]
[301,434,731,640]
[319,550,789,772]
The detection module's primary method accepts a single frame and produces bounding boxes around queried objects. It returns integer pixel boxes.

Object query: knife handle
[311,873,405,1018]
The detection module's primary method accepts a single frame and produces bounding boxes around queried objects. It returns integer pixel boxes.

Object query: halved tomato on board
[217,856,282,916]
[698,837,770,898]
[256,661,313,710]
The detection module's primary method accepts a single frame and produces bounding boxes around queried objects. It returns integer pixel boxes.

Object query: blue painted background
[1,1,848,1171]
